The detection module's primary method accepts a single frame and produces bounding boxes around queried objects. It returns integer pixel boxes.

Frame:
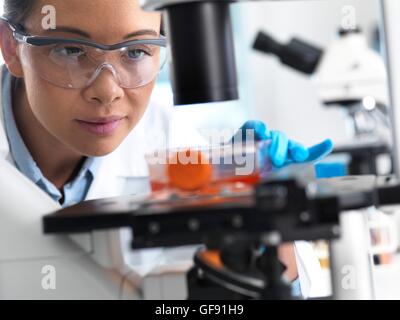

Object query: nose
[82,66,124,105]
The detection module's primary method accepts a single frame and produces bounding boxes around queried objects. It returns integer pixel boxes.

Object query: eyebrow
[45,26,159,39]
[46,27,90,38]
[124,29,159,39]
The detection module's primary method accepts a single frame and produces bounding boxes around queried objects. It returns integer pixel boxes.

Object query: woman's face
[16,0,162,156]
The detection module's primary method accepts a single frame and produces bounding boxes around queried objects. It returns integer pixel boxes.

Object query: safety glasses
[1,17,168,89]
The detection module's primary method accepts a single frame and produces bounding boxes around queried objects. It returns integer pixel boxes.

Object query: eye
[52,45,85,58]
[127,48,148,60]
[123,44,154,62]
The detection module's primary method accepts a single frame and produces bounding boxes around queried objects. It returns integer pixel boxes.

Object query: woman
[0,0,332,298]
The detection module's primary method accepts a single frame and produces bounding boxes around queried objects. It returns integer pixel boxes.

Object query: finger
[306,139,334,162]
[239,120,271,141]
[269,131,289,167]
[288,140,309,162]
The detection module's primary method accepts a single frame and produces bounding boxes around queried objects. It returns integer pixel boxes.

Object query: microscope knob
[220,236,254,273]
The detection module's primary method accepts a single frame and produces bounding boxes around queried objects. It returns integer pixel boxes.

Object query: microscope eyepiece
[253,31,323,75]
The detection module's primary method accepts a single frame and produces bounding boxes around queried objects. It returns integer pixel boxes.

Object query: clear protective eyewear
[1,17,167,89]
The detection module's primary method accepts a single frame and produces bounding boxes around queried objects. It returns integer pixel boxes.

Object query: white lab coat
[0,74,328,298]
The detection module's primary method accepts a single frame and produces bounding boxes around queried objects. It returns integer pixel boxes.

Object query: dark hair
[160,17,165,36]
[3,0,35,25]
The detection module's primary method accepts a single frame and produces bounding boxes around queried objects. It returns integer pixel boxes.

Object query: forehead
[25,0,161,41]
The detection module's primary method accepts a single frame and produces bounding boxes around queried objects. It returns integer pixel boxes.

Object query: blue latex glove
[234,120,333,167]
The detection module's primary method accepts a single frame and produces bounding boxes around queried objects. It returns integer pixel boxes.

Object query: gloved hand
[233,120,333,167]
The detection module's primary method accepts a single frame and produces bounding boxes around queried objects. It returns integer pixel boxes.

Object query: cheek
[24,76,79,120]
[24,74,77,134]
[124,80,155,128]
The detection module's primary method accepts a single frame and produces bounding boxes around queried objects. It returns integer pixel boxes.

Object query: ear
[0,23,24,78]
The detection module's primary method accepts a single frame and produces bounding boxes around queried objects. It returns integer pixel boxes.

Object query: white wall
[236,0,381,146]
[0,0,3,65]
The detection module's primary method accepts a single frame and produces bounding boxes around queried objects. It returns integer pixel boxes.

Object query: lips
[76,116,125,135]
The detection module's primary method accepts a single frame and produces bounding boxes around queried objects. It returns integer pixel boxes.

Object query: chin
[88,149,116,157]
[75,140,122,157]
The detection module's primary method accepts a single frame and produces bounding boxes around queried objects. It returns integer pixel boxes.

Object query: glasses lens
[19,40,167,89]
[115,43,167,88]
